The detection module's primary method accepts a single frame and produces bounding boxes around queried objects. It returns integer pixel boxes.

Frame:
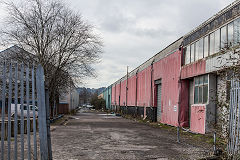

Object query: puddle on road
[98,114,121,119]
[101,144,157,151]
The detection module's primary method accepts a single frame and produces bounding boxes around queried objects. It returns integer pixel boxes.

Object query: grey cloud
[0,0,236,88]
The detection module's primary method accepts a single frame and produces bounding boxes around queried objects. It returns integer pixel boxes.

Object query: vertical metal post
[177,126,180,143]
[32,65,37,159]
[26,65,31,160]
[45,89,52,160]
[14,63,18,160]
[1,61,6,160]
[7,62,13,160]
[235,81,240,154]
[36,65,48,160]
[228,80,233,155]
[20,64,25,160]
[213,132,216,154]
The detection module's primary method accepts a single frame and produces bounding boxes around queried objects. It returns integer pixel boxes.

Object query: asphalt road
[51,109,210,160]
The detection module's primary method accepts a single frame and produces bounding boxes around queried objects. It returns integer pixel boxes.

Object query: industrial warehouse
[100,0,240,135]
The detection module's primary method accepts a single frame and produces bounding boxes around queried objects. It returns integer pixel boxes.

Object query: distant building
[98,93,103,99]
[59,85,79,114]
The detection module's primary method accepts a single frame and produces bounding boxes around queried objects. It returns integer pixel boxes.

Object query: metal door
[157,83,162,122]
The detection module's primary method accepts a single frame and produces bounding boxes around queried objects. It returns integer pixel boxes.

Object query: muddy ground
[51,109,212,160]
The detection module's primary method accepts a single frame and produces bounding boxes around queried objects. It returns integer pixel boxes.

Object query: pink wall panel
[127,75,137,106]
[153,50,182,126]
[115,83,121,106]
[181,59,206,79]
[111,85,116,105]
[190,105,206,134]
[120,80,126,106]
[137,66,152,107]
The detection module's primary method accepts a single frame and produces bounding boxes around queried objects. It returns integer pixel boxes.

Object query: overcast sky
[0,0,236,88]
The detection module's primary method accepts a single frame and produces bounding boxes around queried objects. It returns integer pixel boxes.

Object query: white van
[11,104,38,118]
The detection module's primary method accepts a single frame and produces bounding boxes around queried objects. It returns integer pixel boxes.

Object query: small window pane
[215,29,220,52]
[195,77,199,86]
[185,46,190,64]
[198,38,203,59]
[210,32,215,55]
[195,38,203,60]
[199,76,203,85]
[204,75,208,84]
[204,36,209,57]
[194,87,199,104]
[234,18,240,46]
[191,43,195,62]
[221,25,227,48]
[199,86,203,103]
[228,22,234,46]
[195,40,199,61]
[203,85,208,103]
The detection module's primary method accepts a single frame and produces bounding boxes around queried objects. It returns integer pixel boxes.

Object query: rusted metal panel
[181,59,206,79]
[120,80,126,106]
[137,66,152,107]
[190,105,206,134]
[153,50,182,126]
[111,85,115,105]
[115,83,121,106]
[127,75,136,106]
[179,80,190,127]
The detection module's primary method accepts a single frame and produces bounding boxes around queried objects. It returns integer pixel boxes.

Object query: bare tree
[0,0,102,107]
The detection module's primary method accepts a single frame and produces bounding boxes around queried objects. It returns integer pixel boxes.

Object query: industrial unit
[101,0,240,134]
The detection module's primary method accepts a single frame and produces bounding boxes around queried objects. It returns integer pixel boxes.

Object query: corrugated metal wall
[127,75,137,106]
[120,80,126,106]
[153,49,182,126]
[137,66,152,107]
[115,83,121,106]
[111,85,116,105]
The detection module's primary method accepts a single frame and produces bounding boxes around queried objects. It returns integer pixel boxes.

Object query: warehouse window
[195,40,199,61]
[203,35,209,57]
[185,45,190,64]
[190,43,195,63]
[209,32,215,55]
[194,75,208,104]
[184,17,240,65]
[234,18,240,46]
[228,22,234,46]
[198,38,204,59]
[215,29,220,53]
[221,25,227,48]
[195,39,203,61]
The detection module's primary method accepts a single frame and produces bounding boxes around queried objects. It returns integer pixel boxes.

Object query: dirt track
[51,109,210,160]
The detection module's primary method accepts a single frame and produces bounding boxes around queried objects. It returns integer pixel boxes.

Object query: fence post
[45,89,53,160]
[36,65,49,160]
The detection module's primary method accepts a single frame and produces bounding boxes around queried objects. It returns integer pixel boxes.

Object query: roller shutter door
[157,83,162,122]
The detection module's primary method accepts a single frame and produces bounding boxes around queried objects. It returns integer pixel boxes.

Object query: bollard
[213,132,216,154]
[177,126,180,143]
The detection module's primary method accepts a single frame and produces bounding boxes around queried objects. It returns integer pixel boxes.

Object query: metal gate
[0,62,51,159]
[228,79,240,159]
[157,82,162,122]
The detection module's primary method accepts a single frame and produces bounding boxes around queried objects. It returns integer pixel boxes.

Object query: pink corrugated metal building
[104,0,240,134]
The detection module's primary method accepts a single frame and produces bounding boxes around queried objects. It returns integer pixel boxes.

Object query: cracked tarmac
[51,109,210,160]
